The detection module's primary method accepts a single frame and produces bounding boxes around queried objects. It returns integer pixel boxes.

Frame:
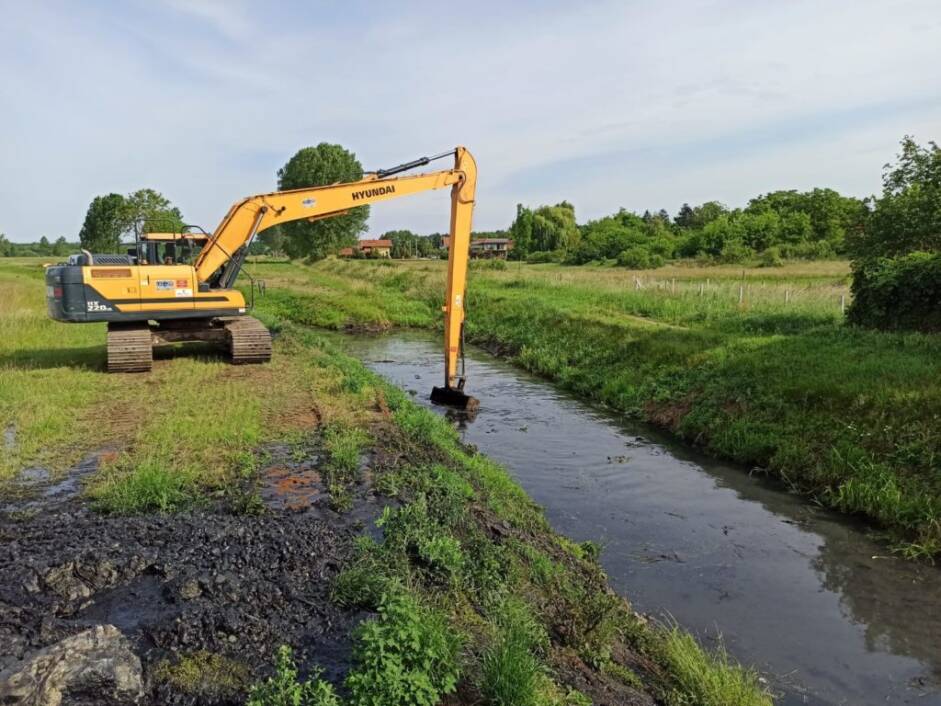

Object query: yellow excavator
[45,147,479,409]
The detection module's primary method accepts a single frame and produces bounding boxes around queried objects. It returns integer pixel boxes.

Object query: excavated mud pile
[0,503,369,705]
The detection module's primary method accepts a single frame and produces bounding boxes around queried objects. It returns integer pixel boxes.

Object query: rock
[178,579,201,601]
[43,562,92,602]
[0,624,143,705]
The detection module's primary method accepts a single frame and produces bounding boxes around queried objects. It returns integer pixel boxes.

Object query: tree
[0,233,13,257]
[79,193,126,252]
[850,136,941,258]
[277,143,368,260]
[124,188,184,234]
[674,203,695,228]
[52,236,70,256]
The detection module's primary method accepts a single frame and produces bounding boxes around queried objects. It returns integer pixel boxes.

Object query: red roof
[359,239,392,248]
[338,247,354,256]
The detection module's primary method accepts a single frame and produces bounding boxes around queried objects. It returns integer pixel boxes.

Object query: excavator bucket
[431,386,480,412]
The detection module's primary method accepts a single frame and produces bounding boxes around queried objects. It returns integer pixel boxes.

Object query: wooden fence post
[841,294,846,313]
[739,285,744,304]
[785,289,790,304]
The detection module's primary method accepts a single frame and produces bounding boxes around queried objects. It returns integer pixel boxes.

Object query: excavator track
[223,316,272,365]
[106,322,153,373]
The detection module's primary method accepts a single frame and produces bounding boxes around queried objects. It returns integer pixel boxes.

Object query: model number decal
[175,288,193,297]
[155,279,174,290]
[87,300,113,312]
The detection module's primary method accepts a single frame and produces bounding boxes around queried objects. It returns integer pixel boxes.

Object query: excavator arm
[194,146,478,409]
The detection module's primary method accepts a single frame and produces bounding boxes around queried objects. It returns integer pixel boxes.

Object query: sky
[1,0,940,242]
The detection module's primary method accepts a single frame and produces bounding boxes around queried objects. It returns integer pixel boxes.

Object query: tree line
[508,190,866,268]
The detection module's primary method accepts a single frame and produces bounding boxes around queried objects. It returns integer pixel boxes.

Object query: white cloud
[1,0,939,240]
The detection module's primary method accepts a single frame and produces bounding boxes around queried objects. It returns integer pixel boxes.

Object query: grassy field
[0,257,770,705]
[243,257,941,559]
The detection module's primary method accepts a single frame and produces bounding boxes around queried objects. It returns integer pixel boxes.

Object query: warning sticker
[155,279,174,290]
[175,279,189,288]
[175,288,193,298]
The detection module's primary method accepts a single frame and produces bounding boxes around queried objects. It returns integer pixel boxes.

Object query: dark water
[341,331,941,706]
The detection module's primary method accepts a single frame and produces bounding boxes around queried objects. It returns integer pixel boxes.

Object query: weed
[346,590,462,706]
[247,646,340,706]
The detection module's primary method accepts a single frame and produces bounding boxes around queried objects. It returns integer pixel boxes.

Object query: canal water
[341,331,941,706]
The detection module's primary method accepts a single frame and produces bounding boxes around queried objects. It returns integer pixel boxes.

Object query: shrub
[718,241,754,264]
[526,250,562,264]
[846,252,941,332]
[616,247,651,269]
[759,246,783,267]
[346,591,462,705]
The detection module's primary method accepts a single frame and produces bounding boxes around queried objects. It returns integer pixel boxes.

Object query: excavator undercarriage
[105,316,273,372]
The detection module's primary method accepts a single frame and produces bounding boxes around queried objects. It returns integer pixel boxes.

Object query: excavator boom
[193,147,478,406]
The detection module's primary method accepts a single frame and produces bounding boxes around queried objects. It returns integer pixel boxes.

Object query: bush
[846,251,941,332]
[526,250,562,264]
[616,247,650,269]
[718,241,754,264]
[759,246,783,267]
[471,258,509,270]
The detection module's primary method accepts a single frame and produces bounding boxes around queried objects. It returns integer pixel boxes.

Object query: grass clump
[154,651,251,700]
[480,597,548,706]
[322,423,370,511]
[660,627,771,706]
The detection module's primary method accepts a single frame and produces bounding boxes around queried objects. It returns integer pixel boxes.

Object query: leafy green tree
[851,136,941,258]
[52,236,70,256]
[37,236,52,255]
[508,204,535,257]
[124,188,185,234]
[278,143,368,261]
[79,193,127,252]
[385,229,419,258]
[674,203,695,228]
[0,233,13,257]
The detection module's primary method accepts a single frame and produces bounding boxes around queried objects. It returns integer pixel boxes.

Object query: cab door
[137,264,197,315]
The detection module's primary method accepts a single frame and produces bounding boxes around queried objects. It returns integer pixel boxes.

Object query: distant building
[439,237,514,259]
[470,238,513,259]
[338,239,393,258]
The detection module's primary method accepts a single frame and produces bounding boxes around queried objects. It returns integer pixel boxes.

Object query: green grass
[249,258,941,558]
[660,626,770,706]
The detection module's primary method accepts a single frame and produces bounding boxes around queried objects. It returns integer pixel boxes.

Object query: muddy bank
[0,443,381,705]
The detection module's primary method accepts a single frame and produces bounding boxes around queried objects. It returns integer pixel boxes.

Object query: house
[440,237,514,259]
[470,238,513,259]
[338,239,393,258]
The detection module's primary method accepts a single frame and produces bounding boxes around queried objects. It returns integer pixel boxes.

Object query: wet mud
[0,442,384,705]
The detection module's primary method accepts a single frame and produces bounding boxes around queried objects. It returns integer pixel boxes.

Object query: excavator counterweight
[45,147,479,408]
